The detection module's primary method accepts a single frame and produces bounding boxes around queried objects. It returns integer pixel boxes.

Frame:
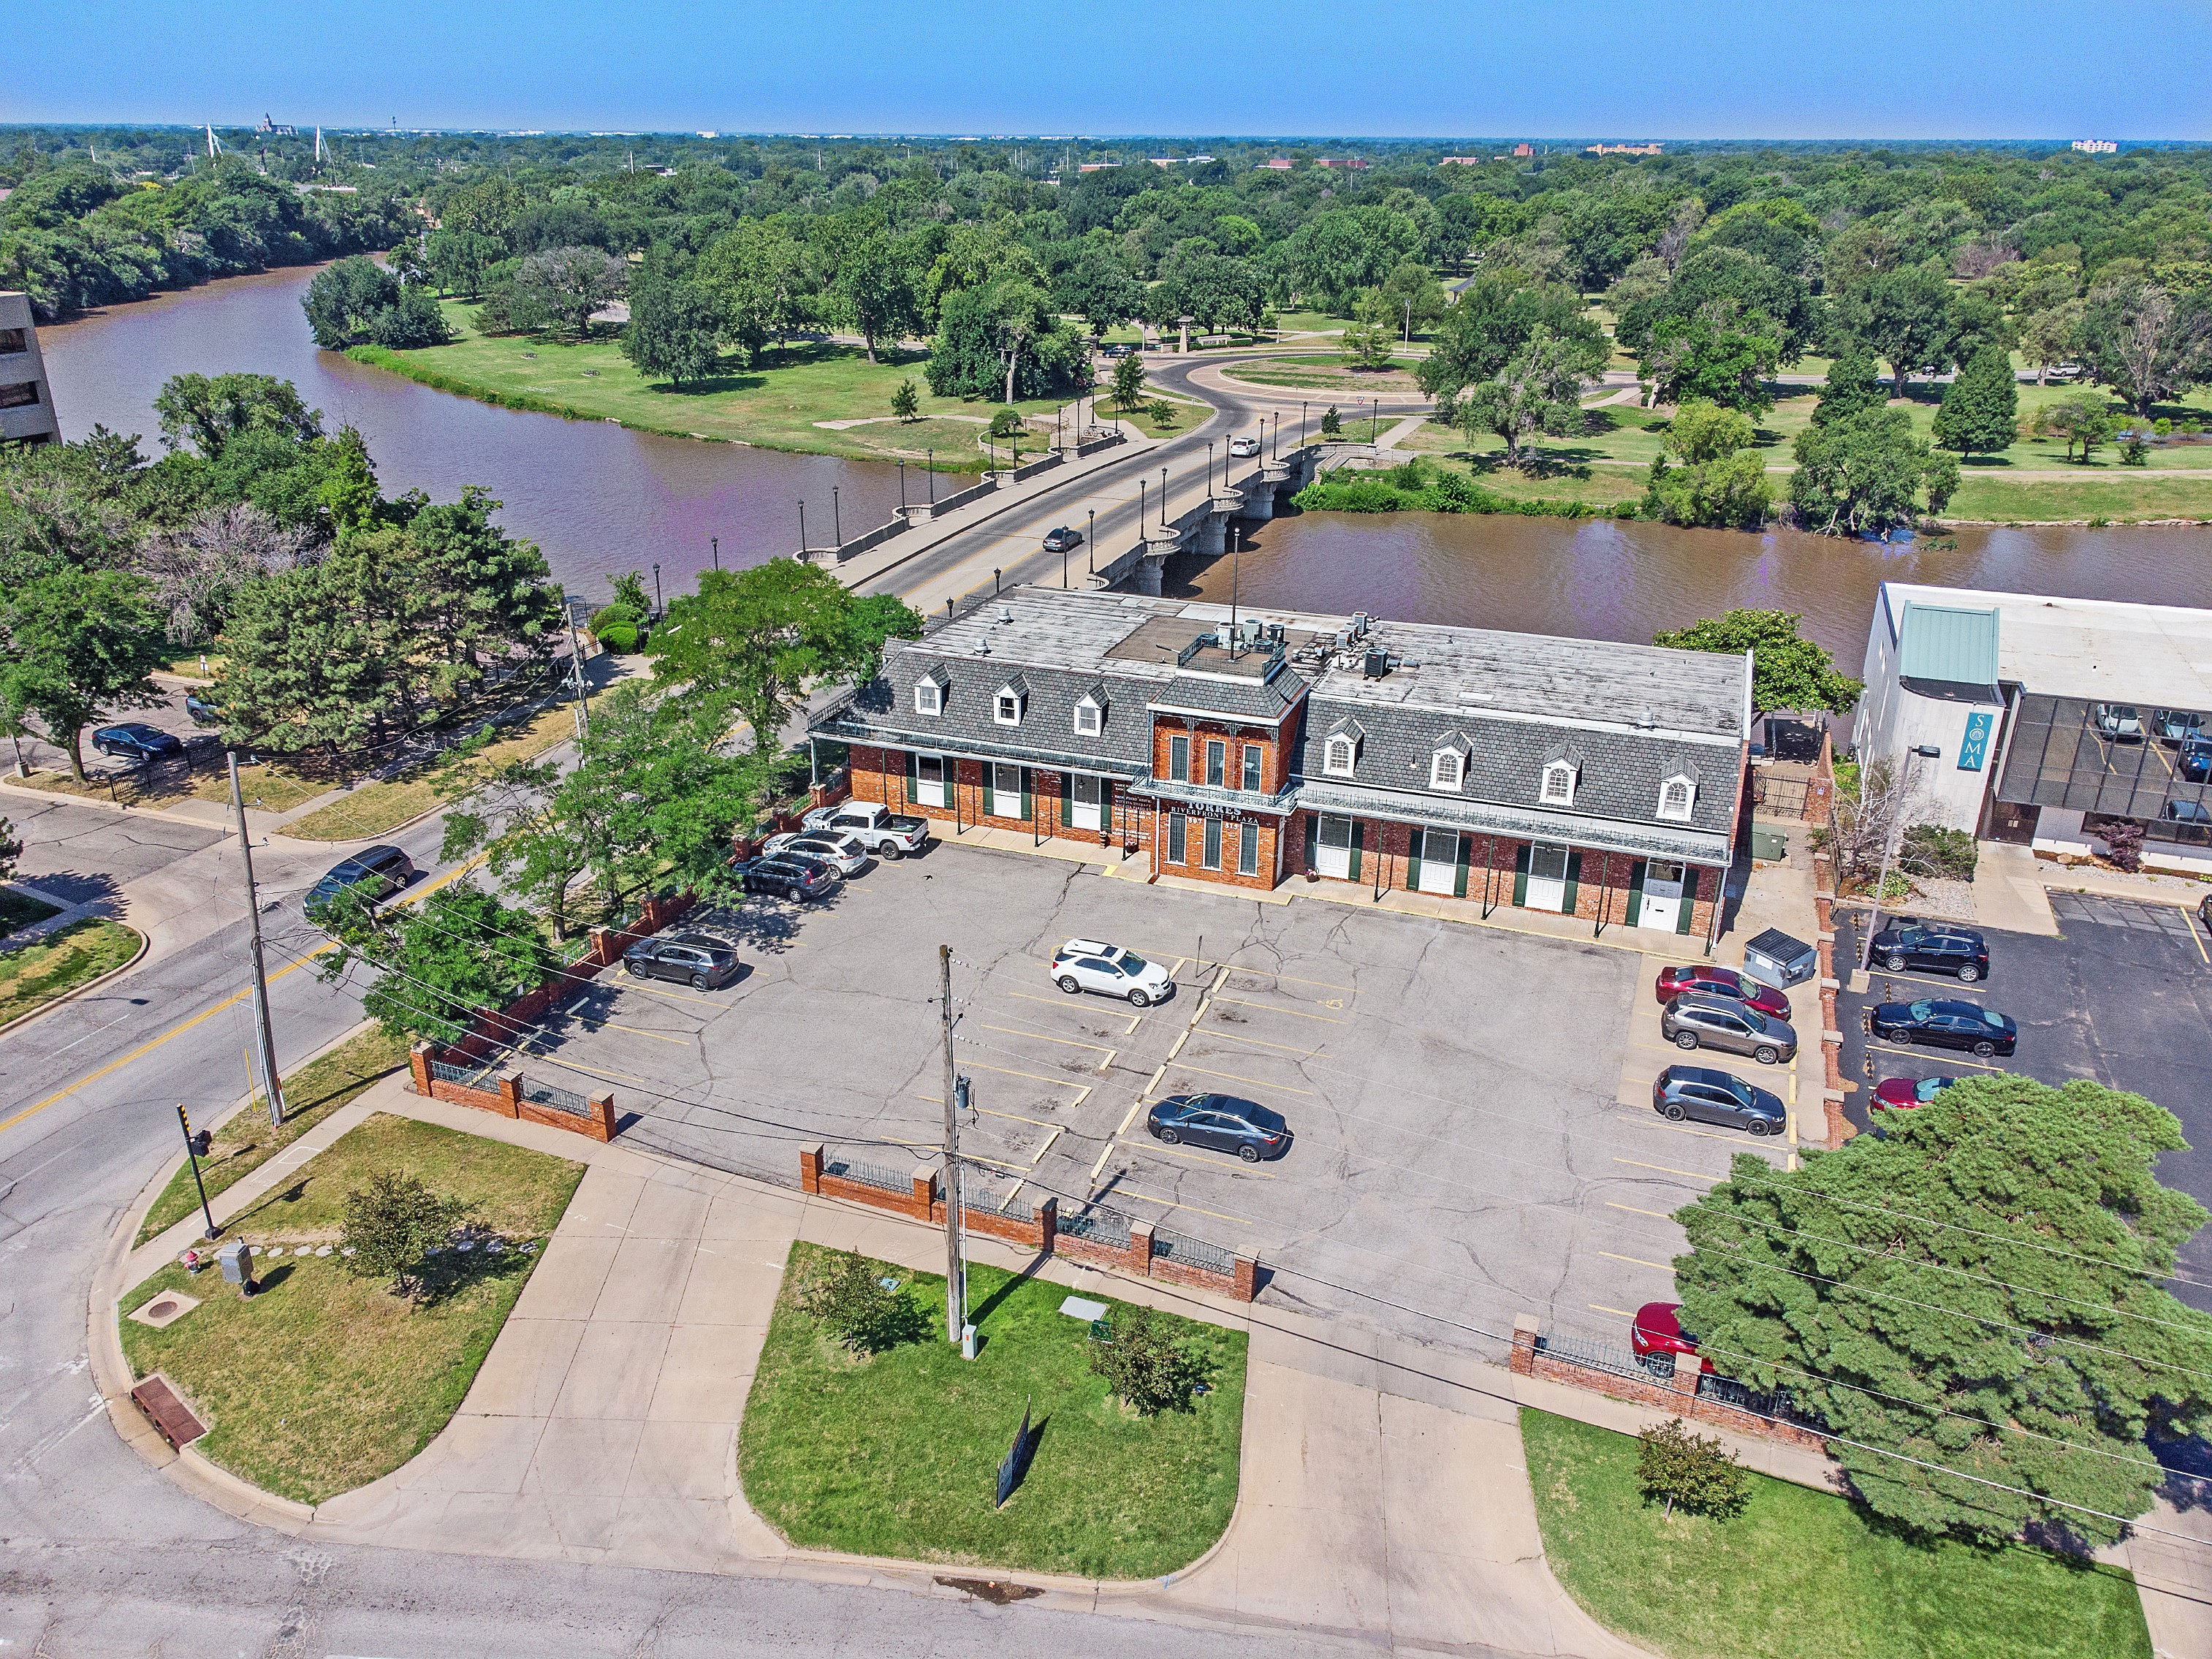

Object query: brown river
[41,265,2212,655]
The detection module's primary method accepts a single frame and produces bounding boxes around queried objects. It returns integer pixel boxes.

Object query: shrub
[1902,823,1978,881]
[987,406,1024,438]
[341,1171,467,1303]
[1147,398,1177,428]
[799,1248,927,1356]
[1088,1305,1204,1414]
[2122,436,2150,466]
[596,619,639,654]
[2102,820,2145,873]
[891,379,920,422]
[1636,1417,1749,1519]
[1320,403,1342,436]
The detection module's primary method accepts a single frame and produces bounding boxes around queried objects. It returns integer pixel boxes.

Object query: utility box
[217,1240,256,1294]
[1741,928,1819,990]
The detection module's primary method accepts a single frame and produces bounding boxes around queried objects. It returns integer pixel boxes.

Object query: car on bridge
[1228,436,1261,457]
[1041,525,1082,553]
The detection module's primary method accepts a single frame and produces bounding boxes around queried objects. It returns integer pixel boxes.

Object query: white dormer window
[994,686,1025,726]
[914,679,943,716]
[1540,759,1578,807]
[1073,695,1102,736]
[1657,774,1696,821]
[1430,748,1465,791]
[1325,734,1358,776]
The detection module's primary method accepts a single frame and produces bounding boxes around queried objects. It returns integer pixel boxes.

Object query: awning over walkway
[1293,780,1730,867]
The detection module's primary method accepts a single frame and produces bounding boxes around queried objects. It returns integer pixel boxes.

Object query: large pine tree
[1932,343,2022,456]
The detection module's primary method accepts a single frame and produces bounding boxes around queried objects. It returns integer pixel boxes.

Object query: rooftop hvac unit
[1240,618,1263,643]
[1364,648,1390,679]
[1353,612,1372,636]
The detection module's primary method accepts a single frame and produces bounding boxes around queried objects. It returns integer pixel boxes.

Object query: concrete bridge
[1088,443,1325,595]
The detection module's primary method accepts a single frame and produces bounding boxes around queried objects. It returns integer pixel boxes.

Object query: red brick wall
[854,743,1156,851]
[1152,809,1283,891]
[1151,718,1291,796]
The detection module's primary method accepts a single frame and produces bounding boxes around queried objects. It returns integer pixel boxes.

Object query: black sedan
[1041,525,1083,553]
[1652,1066,1787,1136]
[1146,1093,1291,1163]
[623,932,741,989]
[91,723,184,764]
[1870,998,2018,1058]
[1867,920,1989,982]
[734,854,838,901]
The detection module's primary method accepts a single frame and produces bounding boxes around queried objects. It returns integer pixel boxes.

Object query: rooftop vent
[1633,708,1657,729]
[1353,612,1372,637]
[998,606,1014,624]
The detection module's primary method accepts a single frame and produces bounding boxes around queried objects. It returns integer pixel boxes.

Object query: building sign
[1958,710,1994,771]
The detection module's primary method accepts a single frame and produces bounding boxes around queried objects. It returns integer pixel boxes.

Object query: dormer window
[1540,759,1578,807]
[994,683,1026,726]
[914,677,943,716]
[1430,745,1467,791]
[1325,734,1358,776]
[1073,694,1103,736]
[1657,774,1696,821]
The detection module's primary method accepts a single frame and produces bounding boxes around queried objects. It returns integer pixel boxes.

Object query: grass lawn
[1223,354,1423,391]
[353,304,1071,471]
[1522,1410,2151,1659]
[0,885,64,938]
[1111,398,1206,439]
[285,702,574,841]
[119,1112,583,1503]
[1268,309,1350,335]
[137,1025,411,1243]
[740,1244,1247,1579]
[7,757,331,816]
[0,918,140,1026]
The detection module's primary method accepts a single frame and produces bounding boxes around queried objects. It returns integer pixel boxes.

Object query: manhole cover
[128,1290,201,1329]
[148,1299,177,1317]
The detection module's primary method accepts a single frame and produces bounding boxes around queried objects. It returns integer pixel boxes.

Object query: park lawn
[0,886,63,938]
[740,1243,1247,1579]
[0,919,140,1026]
[354,304,1068,471]
[1268,309,1349,335]
[1521,1410,2151,1659]
[284,702,575,841]
[1113,399,1203,439]
[136,1025,412,1243]
[118,1113,583,1503]
[1222,355,1423,391]
[7,758,330,816]
[1945,472,2212,523]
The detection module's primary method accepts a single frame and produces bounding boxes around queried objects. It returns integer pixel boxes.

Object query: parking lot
[1835,892,2212,1304]
[503,840,1800,1361]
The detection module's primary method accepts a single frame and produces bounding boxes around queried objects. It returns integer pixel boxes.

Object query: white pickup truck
[800,800,932,859]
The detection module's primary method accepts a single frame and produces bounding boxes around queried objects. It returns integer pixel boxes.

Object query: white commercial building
[1856,582,2212,872]
[0,292,58,447]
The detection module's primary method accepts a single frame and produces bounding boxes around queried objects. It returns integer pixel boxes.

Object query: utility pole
[563,604,592,743]
[939,945,965,1346]
[226,751,285,1128]
[1865,745,1942,970]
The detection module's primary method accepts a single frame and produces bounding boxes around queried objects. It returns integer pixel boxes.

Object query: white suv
[1050,939,1175,1008]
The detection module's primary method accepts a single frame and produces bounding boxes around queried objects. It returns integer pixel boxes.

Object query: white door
[1316,813,1353,879]
[1526,843,1569,912]
[1418,828,1459,895]
[1071,773,1103,831]
[1639,860,1685,932]
[915,753,947,808]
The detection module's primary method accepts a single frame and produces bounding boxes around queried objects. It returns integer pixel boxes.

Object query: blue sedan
[91,722,185,764]
[1870,998,2017,1058]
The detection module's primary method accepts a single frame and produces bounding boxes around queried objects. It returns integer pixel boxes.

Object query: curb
[0,922,148,1041]
[0,772,303,841]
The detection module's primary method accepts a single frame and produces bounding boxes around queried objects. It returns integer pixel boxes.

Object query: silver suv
[1660,992,1798,1065]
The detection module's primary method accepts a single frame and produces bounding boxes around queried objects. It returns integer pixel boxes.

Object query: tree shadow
[412,1229,538,1308]
[649,370,767,396]
[968,1251,1054,1329]
[6,869,120,914]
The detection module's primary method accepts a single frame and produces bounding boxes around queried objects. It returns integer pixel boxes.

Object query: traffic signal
[178,1104,211,1159]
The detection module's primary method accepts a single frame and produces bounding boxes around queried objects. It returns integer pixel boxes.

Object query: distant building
[1150,158,1177,167]
[1078,162,1121,172]
[0,292,59,447]
[1256,158,1294,170]
[1512,143,1535,158]
[1315,158,1370,170]
[2071,138,2118,153]
[1586,143,1663,156]
[256,114,298,136]
[1438,156,1487,167]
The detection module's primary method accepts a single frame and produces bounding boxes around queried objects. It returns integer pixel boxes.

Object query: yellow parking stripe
[1114,1137,1281,1177]
[603,978,731,1011]
[1089,1181,1256,1227]
[1864,1041,2010,1074]
[981,1021,1115,1056]
[1193,1026,1327,1058]
[1590,1304,1635,1318]
[1163,1060,1315,1096]
[1615,1112,1779,1146]
[1210,995,1347,1025]
[1613,1156,1716,1182]
[1605,1202,1673,1220]
[1600,1250,1673,1271]
[2184,907,2212,966]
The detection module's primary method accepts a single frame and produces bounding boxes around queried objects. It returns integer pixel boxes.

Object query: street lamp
[1865,744,1945,970]
[898,460,905,513]
[652,562,662,618]
[1206,440,1215,495]
[832,486,841,549]
[927,449,935,504]
[710,535,719,572]
[1159,465,1168,527]
[1087,507,1095,577]
[797,499,806,556]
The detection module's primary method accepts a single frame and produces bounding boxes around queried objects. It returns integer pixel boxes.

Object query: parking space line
[1613,1156,1715,1182]
[1113,1137,1281,1177]
[1590,1304,1635,1318]
[1599,1250,1673,1271]
[962,1061,1096,1101]
[974,1104,1063,1128]
[1211,995,1347,1025]
[2184,908,2211,966]
[1032,1125,1063,1163]
[1193,1026,1327,1058]
[1166,1028,1193,1060]
[981,1022,1117,1072]
[1093,1182,1257,1226]
[573,1018,695,1047]
[1163,1060,1315,1095]
[1117,1098,1148,1136]
[1089,1143,1114,1182]
[959,1150,1030,1175]
[1605,1202,1673,1220]
[603,979,733,1011]
[1144,1063,1168,1096]
[1869,973,1988,997]
[1614,1112,1769,1146]
[1864,1042,2011,1074]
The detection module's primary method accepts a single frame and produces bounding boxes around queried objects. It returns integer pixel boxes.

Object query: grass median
[119,1112,584,1504]
[137,1024,411,1244]
[739,1243,1246,1578]
[284,703,576,842]
[0,886,63,938]
[0,918,140,1027]
[1521,1408,2151,1659]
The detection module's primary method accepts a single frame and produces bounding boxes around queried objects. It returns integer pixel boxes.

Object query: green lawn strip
[119,1115,583,1504]
[1945,473,2212,523]
[353,309,1067,471]
[740,1243,1246,1579]
[136,1025,412,1244]
[7,759,330,816]
[0,918,140,1027]
[0,887,64,938]
[1111,401,1201,440]
[284,702,575,841]
[1521,1409,2151,1659]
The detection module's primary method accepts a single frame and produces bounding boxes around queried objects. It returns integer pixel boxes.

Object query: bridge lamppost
[1087,508,1095,577]
[797,500,805,556]
[710,535,719,572]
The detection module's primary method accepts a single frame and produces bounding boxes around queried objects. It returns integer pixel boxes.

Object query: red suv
[1653,964,1788,1018]
[1631,1301,1699,1360]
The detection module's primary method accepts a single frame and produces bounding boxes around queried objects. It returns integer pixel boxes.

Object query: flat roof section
[1880,582,2212,710]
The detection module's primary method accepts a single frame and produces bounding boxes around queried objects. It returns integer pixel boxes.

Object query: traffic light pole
[227,751,286,1128]
[178,1104,218,1240]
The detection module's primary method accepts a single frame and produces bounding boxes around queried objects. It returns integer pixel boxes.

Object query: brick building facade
[816,591,1749,943]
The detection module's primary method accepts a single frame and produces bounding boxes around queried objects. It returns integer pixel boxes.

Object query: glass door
[915,753,946,808]
[1071,772,1102,831]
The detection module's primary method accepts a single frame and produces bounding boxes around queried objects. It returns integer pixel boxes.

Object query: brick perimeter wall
[1510,1323,1826,1452]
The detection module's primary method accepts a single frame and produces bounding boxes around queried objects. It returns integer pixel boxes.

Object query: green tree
[1054,246,1144,333]
[1452,324,1604,469]
[1378,259,1449,339]
[0,568,169,779]
[1653,608,1861,713]
[693,216,815,364]
[1641,308,1782,415]
[1109,352,1147,411]
[152,372,322,459]
[1790,407,1958,536]
[2034,391,2117,462]
[1931,343,2021,457]
[1320,403,1343,436]
[924,280,1086,403]
[1418,270,1606,400]
[1636,1419,1750,1519]
[829,229,920,362]
[321,880,556,1047]
[302,257,449,350]
[1809,344,1890,427]
[1642,400,1774,529]
[1673,1077,2212,1545]
[1340,291,1397,371]
[1845,262,1957,400]
[2081,279,2212,418]
[621,269,723,389]
[647,558,921,755]
[2018,302,2083,385]
[800,1248,927,1355]
[339,1171,468,1304]
[890,378,920,422]
[425,227,504,298]
[505,245,626,338]
[1088,1304,1205,1414]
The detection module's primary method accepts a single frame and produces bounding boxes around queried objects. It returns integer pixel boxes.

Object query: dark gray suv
[623,933,741,990]
[1652,1066,1785,1136]
[1660,992,1798,1065]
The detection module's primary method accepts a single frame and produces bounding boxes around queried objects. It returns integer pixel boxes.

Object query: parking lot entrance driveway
[522,843,1795,1365]
[1836,893,2212,1304]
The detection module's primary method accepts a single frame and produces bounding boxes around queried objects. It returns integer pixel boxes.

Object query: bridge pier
[1133,531,1182,595]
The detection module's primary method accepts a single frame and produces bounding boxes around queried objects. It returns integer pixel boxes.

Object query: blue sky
[13,1,2208,140]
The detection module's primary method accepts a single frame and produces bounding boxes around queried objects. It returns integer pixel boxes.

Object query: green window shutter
[1405,838,1422,890]
[1101,778,1114,824]
[1020,767,1033,821]
[1060,770,1072,819]
[981,768,995,816]
[1678,868,1697,935]
[905,750,919,805]
[1563,850,1582,915]
[1304,814,1319,869]
[1453,835,1471,899]
[1625,859,1646,927]
[1348,821,1364,883]
[1512,843,1530,907]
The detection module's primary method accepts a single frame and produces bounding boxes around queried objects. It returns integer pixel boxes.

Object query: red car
[1872,1075,1958,1111]
[1631,1301,1699,1360]
[1653,965,1789,1019]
